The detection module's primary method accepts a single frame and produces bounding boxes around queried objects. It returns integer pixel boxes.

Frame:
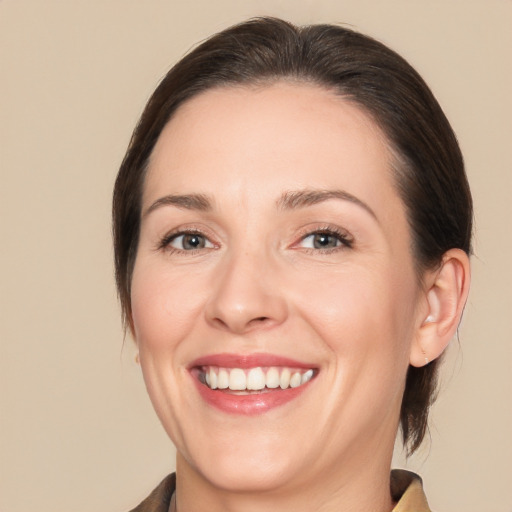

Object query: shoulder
[128,473,176,512]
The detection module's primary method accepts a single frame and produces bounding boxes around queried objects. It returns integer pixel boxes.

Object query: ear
[410,249,471,367]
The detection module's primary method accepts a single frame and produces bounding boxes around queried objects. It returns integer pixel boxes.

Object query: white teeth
[208,368,217,390]
[280,368,291,389]
[217,368,229,389]
[265,367,280,388]
[202,366,315,391]
[301,369,314,384]
[289,372,302,388]
[247,367,266,390]
[229,368,247,390]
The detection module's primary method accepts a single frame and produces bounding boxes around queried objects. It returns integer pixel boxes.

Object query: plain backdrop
[1,1,511,511]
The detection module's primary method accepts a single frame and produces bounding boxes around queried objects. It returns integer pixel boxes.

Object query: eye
[298,229,353,250]
[162,232,215,251]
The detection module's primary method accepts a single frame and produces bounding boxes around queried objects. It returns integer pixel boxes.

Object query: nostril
[212,317,229,330]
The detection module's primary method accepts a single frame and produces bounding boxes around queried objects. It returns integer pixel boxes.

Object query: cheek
[293,263,419,362]
[130,261,204,350]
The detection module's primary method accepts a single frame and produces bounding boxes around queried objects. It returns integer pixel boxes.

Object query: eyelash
[157,228,215,254]
[295,225,354,253]
[157,225,354,255]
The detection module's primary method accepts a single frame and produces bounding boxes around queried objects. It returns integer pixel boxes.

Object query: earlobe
[410,249,471,367]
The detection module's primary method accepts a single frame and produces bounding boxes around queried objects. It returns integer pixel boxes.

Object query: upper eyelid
[302,231,349,241]
[296,225,354,242]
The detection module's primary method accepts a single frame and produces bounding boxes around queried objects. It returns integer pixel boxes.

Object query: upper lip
[188,352,316,369]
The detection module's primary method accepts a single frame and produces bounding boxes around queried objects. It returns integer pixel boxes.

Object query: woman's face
[131,83,427,493]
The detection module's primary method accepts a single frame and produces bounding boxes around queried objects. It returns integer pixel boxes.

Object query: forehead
[145,82,400,223]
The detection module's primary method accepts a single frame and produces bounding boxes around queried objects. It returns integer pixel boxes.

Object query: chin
[178,425,310,493]
[197,454,300,493]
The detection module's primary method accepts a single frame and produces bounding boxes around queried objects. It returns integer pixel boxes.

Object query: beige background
[1,1,511,511]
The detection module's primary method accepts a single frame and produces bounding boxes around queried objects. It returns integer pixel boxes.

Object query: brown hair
[113,17,472,454]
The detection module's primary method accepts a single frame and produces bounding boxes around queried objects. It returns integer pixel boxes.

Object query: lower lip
[192,378,312,415]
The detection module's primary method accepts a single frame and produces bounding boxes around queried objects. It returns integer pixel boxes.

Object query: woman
[113,17,471,512]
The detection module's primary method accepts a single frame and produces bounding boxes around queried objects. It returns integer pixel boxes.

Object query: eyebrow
[143,193,213,218]
[277,189,377,220]
[143,188,377,221]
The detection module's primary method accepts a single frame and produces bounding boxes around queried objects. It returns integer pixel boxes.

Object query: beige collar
[391,469,431,512]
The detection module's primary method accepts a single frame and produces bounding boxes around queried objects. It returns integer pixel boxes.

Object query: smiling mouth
[197,366,316,393]
[189,354,318,414]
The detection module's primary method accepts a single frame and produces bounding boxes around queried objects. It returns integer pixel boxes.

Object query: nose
[205,248,288,335]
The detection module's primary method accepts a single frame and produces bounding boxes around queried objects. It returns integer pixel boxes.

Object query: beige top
[390,469,431,512]
[129,469,431,512]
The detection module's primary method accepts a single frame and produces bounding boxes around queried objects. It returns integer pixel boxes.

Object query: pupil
[314,233,337,248]
[183,234,204,249]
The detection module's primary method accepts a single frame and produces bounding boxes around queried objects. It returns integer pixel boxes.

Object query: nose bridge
[205,240,287,334]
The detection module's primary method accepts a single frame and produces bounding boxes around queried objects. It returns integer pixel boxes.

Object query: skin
[130,83,451,512]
